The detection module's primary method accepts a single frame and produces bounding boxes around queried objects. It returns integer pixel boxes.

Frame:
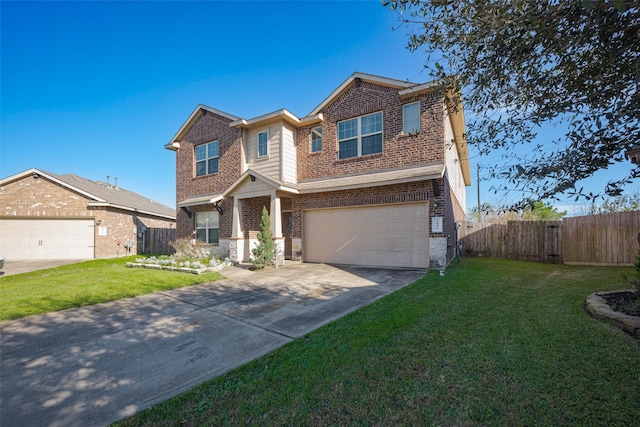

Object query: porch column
[231,196,243,239]
[229,196,244,262]
[270,192,285,266]
[270,192,282,239]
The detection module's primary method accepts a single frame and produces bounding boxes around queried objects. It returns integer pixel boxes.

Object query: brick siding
[175,111,243,206]
[0,174,174,258]
[171,78,463,267]
[296,81,445,181]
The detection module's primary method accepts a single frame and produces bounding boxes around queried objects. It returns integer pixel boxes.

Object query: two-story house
[166,72,470,269]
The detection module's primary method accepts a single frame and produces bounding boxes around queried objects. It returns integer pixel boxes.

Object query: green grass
[0,256,224,320]
[115,258,640,426]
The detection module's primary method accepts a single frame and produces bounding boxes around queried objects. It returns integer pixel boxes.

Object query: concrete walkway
[0,262,425,427]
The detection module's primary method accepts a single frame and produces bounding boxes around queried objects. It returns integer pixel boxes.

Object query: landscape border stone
[126,261,230,275]
[585,290,640,337]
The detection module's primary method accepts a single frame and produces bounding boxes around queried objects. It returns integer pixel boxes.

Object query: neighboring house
[627,145,640,164]
[0,168,176,259]
[166,72,471,269]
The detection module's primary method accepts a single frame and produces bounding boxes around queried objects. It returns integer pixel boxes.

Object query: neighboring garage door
[303,203,429,268]
[0,219,95,260]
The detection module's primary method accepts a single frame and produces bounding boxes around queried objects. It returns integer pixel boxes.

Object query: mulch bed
[601,290,640,317]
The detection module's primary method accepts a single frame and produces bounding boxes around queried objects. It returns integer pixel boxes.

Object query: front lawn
[116,258,640,426]
[0,256,224,320]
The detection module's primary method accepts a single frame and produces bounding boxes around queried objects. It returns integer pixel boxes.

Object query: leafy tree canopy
[589,190,640,214]
[383,0,640,206]
[469,200,566,222]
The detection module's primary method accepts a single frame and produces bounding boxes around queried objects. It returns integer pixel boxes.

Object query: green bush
[251,207,274,269]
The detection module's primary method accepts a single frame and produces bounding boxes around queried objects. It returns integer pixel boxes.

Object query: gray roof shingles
[48,172,175,219]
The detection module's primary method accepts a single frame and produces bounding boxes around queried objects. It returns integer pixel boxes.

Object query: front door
[282,211,292,260]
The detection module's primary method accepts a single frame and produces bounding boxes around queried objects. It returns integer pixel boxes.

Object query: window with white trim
[195,211,219,244]
[258,131,268,157]
[403,102,420,134]
[311,127,322,152]
[338,112,383,159]
[195,141,219,177]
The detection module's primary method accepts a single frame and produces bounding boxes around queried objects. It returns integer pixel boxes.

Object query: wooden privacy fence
[563,211,640,265]
[459,220,562,263]
[458,211,640,266]
[139,227,176,255]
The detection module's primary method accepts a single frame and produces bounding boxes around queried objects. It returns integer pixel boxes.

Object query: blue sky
[2,0,637,214]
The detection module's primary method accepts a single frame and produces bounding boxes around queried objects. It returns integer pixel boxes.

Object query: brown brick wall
[241,196,271,239]
[296,81,445,181]
[1,174,174,258]
[178,197,230,241]
[95,208,174,258]
[1,174,93,216]
[290,180,445,239]
[175,111,243,205]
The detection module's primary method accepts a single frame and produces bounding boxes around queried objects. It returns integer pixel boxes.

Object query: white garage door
[0,219,95,260]
[303,203,429,268]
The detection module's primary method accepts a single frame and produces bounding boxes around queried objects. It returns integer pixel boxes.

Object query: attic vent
[355,77,362,88]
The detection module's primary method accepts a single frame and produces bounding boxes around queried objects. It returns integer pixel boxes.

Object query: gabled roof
[230,109,323,129]
[166,104,241,151]
[307,72,470,185]
[308,72,438,116]
[222,169,299,198]
[177,192,224,208]
[1,168,175,219]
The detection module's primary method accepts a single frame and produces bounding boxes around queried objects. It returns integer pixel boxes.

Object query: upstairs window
[403,102,420,134]
[195,141,219,176]
[338,112,383,159]
[195,211,219,244]
[311,127,322,152]
[258,131,268,157]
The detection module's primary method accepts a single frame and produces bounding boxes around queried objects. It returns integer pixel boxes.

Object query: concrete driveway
[0,262,425,427]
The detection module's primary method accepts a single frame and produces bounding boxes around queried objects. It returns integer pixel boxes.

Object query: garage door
[0,219,95,260]
[303,203,429,268]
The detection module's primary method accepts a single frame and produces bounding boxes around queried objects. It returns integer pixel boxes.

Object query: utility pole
[477,163,481,222]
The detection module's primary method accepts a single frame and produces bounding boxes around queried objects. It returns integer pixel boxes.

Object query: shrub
[251,207,274,269]
[170,238,210,261]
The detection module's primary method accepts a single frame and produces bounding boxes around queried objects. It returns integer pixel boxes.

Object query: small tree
[251,207,274,269]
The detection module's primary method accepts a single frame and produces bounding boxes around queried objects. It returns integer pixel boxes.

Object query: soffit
[165,105,240,151]
[297,163,446,194]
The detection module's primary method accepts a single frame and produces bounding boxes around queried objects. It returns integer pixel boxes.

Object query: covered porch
[224,170,298,266]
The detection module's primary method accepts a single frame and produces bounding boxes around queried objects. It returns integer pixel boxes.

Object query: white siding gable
[444,109,466,213]
[282,123,297,184]
[242,120,297,184]
[245,124,281,181]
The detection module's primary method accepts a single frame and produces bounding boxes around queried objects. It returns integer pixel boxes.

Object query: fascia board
[297,163,445,194]
[166,104,240,148]
[299,113,323,125]
[176,193,224,207]
[309,72,416,116]
[88,202,176,220]
[230,109,301,129]
[445,93,471,186]
[0,168,39,186]
[398,80,443,97]
[1,168,106,202]
[222,170,299,198]
[166,106,204,148]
